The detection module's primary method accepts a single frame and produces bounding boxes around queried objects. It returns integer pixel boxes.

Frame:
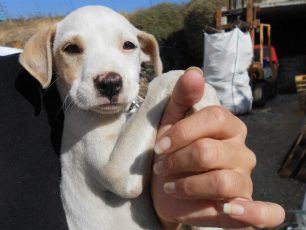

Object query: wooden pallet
[278,75,306,181]
[295,75,306,112]
[278,120,306,181]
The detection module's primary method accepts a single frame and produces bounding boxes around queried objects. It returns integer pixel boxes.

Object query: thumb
[157,67,205,139]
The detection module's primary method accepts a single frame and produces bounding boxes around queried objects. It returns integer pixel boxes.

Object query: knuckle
[193,140,217,170]
[248,149,257,171]
[212,171,234,198]
[165,155,177,172]
[247,175,254,197]
[177,178,194,198]
[239,121,248,139]
[209,106,228,127]
[171,122,188,143]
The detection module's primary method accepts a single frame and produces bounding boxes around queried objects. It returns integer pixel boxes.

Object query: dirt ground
[239,93,305,213]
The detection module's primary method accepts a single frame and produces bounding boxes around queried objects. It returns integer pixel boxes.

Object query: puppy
[19,5,220,230]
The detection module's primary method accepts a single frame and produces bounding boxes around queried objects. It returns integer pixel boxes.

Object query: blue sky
[0,0,189,19]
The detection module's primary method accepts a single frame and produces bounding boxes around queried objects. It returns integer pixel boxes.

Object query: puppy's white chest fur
[60,110,159,229]
[61,110,125,165]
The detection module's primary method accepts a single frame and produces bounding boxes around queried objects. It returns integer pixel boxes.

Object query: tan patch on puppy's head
[138,31,163,77]
[19,26,85,95]
[54,35,85,92]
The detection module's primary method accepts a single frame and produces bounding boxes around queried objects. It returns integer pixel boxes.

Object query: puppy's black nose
[94,72,123,102]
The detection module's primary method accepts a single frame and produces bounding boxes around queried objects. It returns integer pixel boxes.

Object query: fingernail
[185,66,203,76]
[154,136,171,155]
[153,161,164,175]
[223,203,245,216]
[164,182,176,194]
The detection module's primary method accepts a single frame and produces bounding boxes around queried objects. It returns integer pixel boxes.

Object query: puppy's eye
[63,43,82,54]
[123,41,137,50]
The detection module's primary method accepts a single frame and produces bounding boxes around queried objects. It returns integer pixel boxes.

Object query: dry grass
[0,17,62,48]
[0,9,136,49]
[0,10,135,49]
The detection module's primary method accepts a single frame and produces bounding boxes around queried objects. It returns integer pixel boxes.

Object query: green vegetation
[129,3,185,41]
[129,0,225,66]
[183,0,224,65]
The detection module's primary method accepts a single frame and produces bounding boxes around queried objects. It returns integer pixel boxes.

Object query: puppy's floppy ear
[138,31,163,76]
[19,25,56,89]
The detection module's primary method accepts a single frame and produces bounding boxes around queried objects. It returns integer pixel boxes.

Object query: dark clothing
[0,54,68,230]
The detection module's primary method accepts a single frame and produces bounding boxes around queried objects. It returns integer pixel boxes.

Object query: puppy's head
[19,6,162,114]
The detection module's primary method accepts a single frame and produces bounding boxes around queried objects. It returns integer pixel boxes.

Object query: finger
[157,67,204,138]
[153,138,256,176]
[223,200,285,228]
[154,106,247,155]
[167,200,285,229]
[166,200,243,228]
[163,170,253,200]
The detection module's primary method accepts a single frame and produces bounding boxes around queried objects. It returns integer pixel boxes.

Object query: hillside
[0,17,62,48]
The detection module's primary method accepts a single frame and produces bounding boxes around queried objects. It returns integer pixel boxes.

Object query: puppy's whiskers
[43,77,59,94]
[64,99,76,114]
[57,93,70,116]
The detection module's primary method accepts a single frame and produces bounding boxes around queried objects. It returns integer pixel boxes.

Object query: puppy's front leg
[101,70,220,198]
[100,71,183,198]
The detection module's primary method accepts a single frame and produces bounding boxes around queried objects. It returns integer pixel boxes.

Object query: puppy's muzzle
[94,72,123,103]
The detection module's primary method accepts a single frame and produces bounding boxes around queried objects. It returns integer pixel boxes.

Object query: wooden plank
[246,0,253,25]
[296,75,306,83]
[279,122,306,178]
[260,24,264,65]
[295,75,306,111]
[216,9,222,30]
[296,152,306,182]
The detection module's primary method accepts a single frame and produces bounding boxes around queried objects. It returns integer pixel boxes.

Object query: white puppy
[19,5,220,230]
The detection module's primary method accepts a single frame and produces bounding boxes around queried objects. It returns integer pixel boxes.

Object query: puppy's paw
[112,175,143,199]
[148,70,185,96]
[123,175,143,198]
[102,165,143,198]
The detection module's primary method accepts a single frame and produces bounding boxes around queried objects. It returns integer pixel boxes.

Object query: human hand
[151,67,285,229]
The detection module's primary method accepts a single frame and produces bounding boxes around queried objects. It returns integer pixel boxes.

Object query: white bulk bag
[0,46,22,56]
[203,28,253,114]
